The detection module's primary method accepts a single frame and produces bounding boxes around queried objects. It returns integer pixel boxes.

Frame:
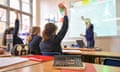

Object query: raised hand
[58,3,67,16]
[15,11,19,19]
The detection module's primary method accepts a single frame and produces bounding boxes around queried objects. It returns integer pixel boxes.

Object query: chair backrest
[103,58,120,66]
[11,44,30,56]
[76,40,85,48]
[41,52,61,56]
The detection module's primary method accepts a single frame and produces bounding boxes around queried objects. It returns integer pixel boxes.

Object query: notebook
[53,55,85,70]
[0,57,28,68]
[21,55,54,62]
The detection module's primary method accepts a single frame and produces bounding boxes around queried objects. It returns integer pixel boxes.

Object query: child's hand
[15,11,19,19]
[58,3,67,16]
[58,3,66,9]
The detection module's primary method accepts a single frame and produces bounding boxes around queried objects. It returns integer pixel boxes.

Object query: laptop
[76,40,85,48]
[53,55,85,70]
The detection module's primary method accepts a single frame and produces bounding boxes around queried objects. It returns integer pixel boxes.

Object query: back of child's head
[2,27,14,45]
[42,23,57,41]
[5,27,14,34]
[26,26,40,43]
[30,27,40,36]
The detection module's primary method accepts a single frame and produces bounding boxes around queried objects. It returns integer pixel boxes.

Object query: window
[10,0,20,10]
[22,14,30,32]
[0,0,33,29]
[0,8,6,22]
[0,0,33,42]
[0,0,7,6]
[0,8,6,35]
[22,0,31,13]
[10,11,17,27]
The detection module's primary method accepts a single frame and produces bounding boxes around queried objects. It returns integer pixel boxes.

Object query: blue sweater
[39,16,68,54]
[29,35,42,54]
[85,24,94,41]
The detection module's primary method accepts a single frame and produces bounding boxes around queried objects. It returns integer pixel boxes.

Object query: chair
[41,52,61,56]
[103,58,120,66]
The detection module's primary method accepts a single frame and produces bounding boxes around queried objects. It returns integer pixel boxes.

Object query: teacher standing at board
[80,16,95,48]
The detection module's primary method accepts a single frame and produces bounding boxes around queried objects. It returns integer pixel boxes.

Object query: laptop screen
[76,40,85,48]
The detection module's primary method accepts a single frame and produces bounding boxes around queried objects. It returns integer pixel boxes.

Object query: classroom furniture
[0,60,120,72]
[41,52,61,56]
[63,47,96,51]
[0,51,11,57]
[76,40,85,48]
[63,50,120,58]
[0,45,7,49]
[62,48,120,64]
[63,47,102,51]
[0,60,40,72]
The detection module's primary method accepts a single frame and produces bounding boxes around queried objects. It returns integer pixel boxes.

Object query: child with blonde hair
[27,26,42,54]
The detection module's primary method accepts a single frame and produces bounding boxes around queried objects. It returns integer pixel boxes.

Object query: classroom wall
[95,36,120,52]
[1,0,119,52]
[62,36,120,52]
[39,0,120,52]
[116,0,120,34]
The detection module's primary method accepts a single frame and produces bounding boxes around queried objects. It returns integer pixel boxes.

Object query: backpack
[11,44,30,56]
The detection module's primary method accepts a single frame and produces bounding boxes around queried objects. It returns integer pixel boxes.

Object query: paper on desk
[62,50,81,53]
[0,57,28,67]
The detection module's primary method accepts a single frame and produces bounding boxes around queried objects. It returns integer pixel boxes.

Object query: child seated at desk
[26,27,42,55]
[39,3,68,55]
[2,11,23,47]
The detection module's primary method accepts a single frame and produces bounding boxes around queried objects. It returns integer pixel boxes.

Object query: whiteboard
[69,0,118,37]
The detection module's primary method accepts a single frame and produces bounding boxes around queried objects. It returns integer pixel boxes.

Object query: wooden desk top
[0,52,11,57]
[63,47,96,51]
[63,49,120,58]
[4,60,120,72]
[0,60,41,72]
[0,45,7,48]
[81,51,120,58]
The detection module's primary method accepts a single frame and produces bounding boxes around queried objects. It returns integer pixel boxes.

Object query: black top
[29,35,42,54]
[85,24,94,41]
[13,19,23,46]
[40,16,68,54]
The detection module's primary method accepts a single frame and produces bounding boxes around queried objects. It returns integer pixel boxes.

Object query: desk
[63,49,120,64]
[0,52,11,57]
[63,48,96,51]
[0,61,41,72]
[63,50,120,58]
[0,45,7,48]
[3,60,120,72]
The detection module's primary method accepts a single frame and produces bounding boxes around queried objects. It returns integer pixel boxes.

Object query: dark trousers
[86,40,95,48]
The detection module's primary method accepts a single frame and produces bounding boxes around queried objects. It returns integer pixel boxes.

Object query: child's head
[29,26,40,36]
[26,26,40,43]
[42,23,57,41]
[2,27,14,45]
